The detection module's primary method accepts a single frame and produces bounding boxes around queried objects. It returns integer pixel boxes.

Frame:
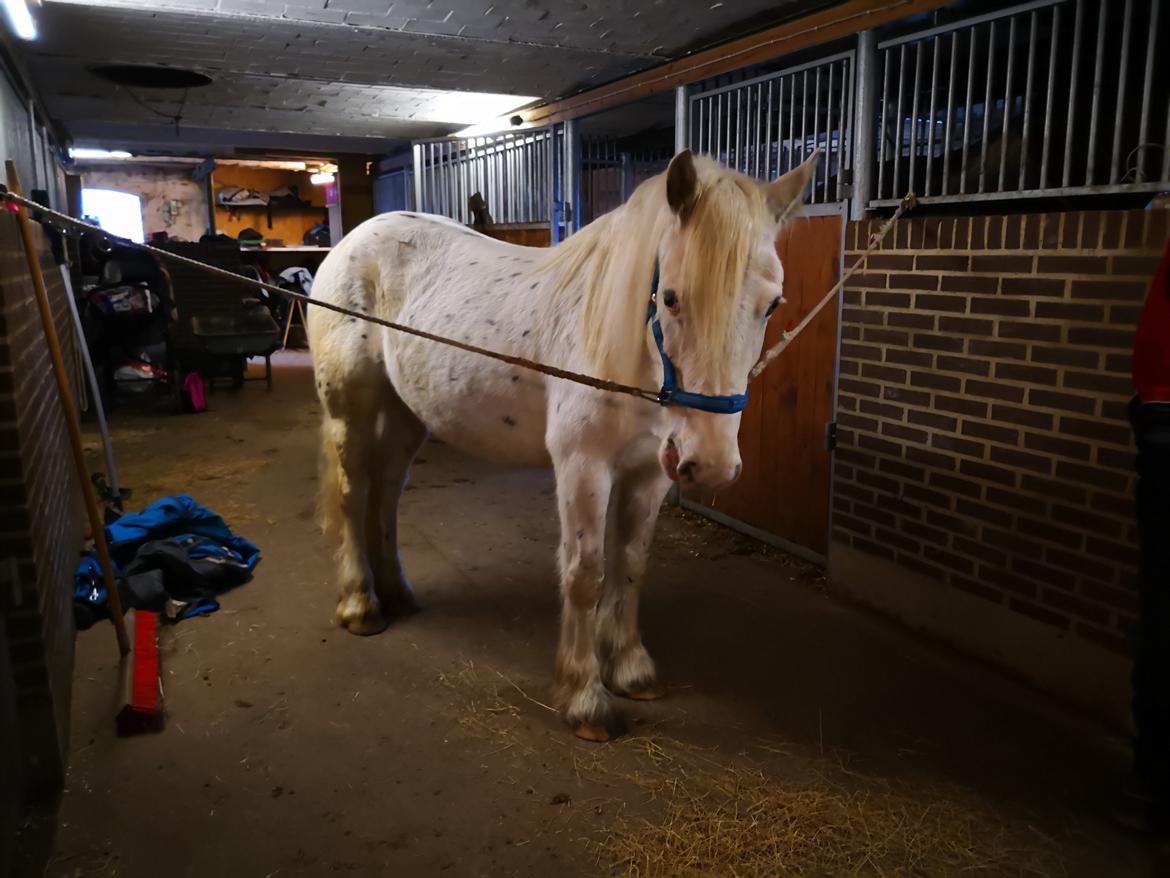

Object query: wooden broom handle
[5,161,130,657]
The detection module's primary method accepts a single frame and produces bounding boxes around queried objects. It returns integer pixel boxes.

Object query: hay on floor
[441,662,1065,878]
[593,736,1063,877]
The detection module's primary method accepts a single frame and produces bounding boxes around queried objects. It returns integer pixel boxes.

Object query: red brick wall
[834,208,1169,661]
[0,214,82,796]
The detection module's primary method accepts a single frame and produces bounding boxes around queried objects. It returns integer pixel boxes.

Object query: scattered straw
[440,662,1066,878]
[438,660,538,757]
[593,738,1064,877]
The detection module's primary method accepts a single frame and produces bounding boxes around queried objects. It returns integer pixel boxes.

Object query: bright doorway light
[309,172,335,186]
[81,189,145,243]
[1,0,35,40]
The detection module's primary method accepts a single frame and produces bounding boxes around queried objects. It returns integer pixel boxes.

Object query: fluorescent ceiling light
[454,120,515,138]
[424,91,534,126]
[70,148,133,160]
[1,0,36,40]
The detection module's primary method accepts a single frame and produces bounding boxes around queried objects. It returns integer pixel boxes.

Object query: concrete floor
[34,353,1167,876]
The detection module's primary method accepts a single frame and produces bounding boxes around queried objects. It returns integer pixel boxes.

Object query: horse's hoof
[621,684,666,701]
[567,707,628,742]
[338,612,389,636]
[573,723,613,743]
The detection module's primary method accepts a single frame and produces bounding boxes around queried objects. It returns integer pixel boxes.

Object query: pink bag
[182,372,206,413]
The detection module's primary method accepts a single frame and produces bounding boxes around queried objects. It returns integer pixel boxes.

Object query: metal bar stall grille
[870,0,1170,206]
[688,50,856,204]
[579,135,673,226]
[411,129,554,224]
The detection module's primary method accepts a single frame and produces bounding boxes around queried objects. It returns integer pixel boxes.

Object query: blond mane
[541,156,767,385]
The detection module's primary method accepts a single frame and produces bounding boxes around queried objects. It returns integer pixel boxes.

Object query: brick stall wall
[831,207,1169,720]
[0,213,82,797]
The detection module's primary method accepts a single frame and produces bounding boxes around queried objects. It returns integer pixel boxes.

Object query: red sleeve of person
[1133,236,1170,404]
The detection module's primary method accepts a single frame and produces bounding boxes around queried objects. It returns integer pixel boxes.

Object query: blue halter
[646,265,749,415]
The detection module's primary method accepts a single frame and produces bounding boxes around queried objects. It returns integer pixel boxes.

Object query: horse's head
[652,149,819,490]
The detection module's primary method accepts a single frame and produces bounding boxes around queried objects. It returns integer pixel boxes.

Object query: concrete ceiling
[16,0,840,156]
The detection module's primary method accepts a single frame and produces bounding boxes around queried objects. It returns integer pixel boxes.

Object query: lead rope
[748,191,918,382]
[2,187,914,403]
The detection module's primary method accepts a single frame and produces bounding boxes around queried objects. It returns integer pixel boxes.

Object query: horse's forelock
[672,166,767,382]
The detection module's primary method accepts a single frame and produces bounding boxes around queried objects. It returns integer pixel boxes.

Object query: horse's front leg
[599,461,672,700]
[552,453,622,742]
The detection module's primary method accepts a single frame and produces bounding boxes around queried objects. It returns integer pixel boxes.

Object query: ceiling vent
[91,65,213,89]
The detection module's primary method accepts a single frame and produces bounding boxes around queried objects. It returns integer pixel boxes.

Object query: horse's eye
[662,289,679,310]
[765,297,781,317]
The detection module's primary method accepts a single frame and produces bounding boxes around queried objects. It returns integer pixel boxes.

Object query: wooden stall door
[687,211,843,559]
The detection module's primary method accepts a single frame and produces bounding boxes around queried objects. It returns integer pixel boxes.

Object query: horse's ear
[666,149,700,220]
[765,150,820,223]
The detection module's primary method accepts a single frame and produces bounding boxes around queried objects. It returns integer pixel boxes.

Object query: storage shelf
[216,202,325,211]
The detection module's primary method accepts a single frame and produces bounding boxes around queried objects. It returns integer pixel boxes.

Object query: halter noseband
[646,265,749,415]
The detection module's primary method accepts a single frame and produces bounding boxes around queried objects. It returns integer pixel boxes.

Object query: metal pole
[548,126,559,243]
[908,42,923,199]
[853,29,876,219]
[1085,0,1108,184]
[564,118,580,234]
[1040,4,1059,189]
[1062,0,1085,187]
[1109,0,1133,183]
[822,66,833,198]
[978,21,996,194]
[999,16,1017,193]
[892,45,906,197]
[943,31,958,194]
[1137,0,1159,182]
[412,143,424,213]
[26,100,39,191]
[925,36,940,197]
[961,26,978,194]
[675,85,688,154]
[59,266,120,501]
[1019,11,1038,190]
[755,82,764,178]
[765,79,774,179]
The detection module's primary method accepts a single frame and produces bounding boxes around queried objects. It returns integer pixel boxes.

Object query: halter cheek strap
[646,265,749,415]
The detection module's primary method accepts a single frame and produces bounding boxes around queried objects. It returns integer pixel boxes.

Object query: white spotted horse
[308,149,819,741]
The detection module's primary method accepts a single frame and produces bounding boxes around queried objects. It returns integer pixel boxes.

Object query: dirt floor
[26,352,1170,876]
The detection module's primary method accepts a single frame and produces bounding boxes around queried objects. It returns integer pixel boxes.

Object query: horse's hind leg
[320,379,388,636]
[366,382,427,615]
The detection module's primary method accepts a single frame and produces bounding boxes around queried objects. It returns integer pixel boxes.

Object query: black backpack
[303,223,330,247]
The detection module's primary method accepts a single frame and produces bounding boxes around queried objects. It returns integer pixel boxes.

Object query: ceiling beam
[523,0,951,126]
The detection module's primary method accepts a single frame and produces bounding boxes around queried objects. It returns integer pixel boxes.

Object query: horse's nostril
[678,460,697,480]
[732,463,743,482]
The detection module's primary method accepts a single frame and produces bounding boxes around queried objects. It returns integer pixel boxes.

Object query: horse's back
[309,211,554,468]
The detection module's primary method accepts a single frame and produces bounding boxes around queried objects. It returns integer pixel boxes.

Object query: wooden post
[5,161,130,657]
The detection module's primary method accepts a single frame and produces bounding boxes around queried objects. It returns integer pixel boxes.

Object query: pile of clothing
[217,184,312,209]
[74,495,261,628]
